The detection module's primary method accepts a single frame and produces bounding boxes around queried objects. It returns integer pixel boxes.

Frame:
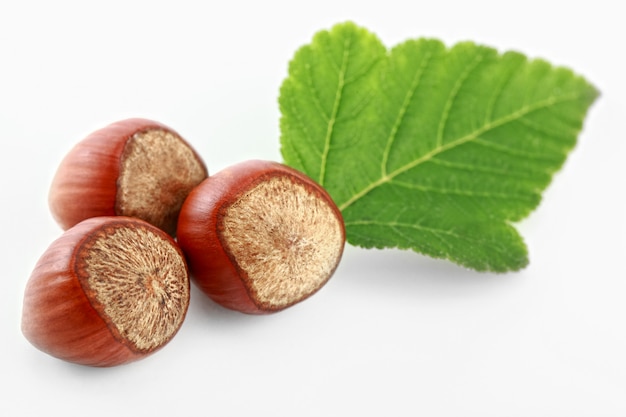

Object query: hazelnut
[21,216,190,367]
[177,160,345,314]
[48,118,208,236]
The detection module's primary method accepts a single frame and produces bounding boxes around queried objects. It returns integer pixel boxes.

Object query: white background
[2,1,624,416]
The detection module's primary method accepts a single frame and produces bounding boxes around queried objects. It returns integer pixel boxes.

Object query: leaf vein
[515,114,578,140]
[428,157,540,181]
[381,50,433,177]
[346,220,484,245]
[484,56,525,124]
[319,36,352,186]
[343,54,384,86]
[285,86,323,159]
[305,63,331,123]
[436,51,486,148]
[390,180,536,202]
[473,138,560,162]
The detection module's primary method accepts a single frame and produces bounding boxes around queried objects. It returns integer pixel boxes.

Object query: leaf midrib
[338,93,581,211]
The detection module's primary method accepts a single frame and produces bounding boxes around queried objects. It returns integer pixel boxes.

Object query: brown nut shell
[177,160,345,314]
[21,216,190,367]
[48,118,208,236]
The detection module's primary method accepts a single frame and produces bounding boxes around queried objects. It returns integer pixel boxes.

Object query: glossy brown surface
[177,160,345,314]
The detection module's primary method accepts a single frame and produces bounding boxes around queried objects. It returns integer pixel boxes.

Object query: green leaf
[279,22,599,272]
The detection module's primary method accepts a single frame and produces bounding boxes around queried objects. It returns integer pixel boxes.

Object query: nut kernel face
[220,175,344,310]
[76,221,190,352]
[117,128,208,235]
